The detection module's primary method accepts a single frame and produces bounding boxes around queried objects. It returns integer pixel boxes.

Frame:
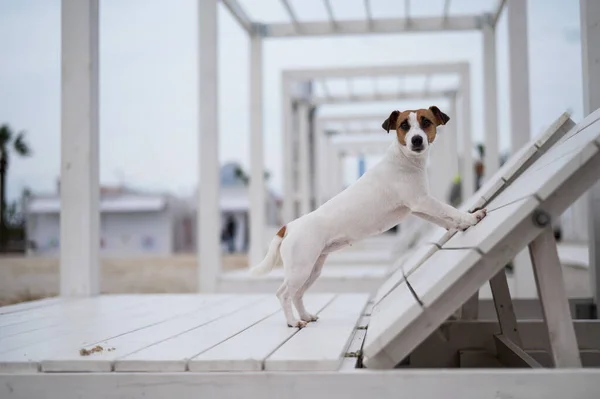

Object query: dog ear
[429,106,450,126]
[382,110,400,133]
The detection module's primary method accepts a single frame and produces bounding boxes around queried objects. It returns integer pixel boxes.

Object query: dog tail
[249,226,286,276]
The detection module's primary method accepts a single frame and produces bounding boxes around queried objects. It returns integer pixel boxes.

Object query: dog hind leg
[293,253,327,322]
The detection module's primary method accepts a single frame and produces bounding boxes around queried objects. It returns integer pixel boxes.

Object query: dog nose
[411,135,423,147]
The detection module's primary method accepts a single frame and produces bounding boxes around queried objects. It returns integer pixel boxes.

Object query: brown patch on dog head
[276,225,286,238]
[382,110,400,133]
[384,106,450,146]
[428,106,450,126]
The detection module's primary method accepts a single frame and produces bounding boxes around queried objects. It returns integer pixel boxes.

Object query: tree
[0,124,31,248]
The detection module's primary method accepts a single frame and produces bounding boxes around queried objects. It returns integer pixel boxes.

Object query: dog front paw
[456,208,487,231]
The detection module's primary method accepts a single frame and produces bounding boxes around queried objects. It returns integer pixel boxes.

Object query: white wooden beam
[3,369,600,398]
[297,102,311,215]
[221,0,253,34]
[493,334,543,368]
[581,0,600,317]
[248,34,265,268]
[482,15,500,181]
[284,63,466,80]
[309,90,452,105]
[529,226,582,367]
[281,82,294,223]
[279,0,300,32]
[60,0,100,297]
[507,0,531,152]
[491,0,507,27]
[460,64,475,199]
[264,15,481,38]
[198,0,220,292]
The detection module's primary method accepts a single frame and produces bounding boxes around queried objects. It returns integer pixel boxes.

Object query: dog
[250,106,487,328]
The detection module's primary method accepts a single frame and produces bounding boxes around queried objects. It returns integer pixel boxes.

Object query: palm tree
[0,124,31,248]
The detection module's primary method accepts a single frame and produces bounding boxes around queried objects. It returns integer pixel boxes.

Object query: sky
[0,0,584,203]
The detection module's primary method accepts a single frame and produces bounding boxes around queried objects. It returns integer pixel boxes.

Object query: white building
[24,163,281,257]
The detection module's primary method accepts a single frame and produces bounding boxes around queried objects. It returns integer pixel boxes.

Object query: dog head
[382,106,450,156]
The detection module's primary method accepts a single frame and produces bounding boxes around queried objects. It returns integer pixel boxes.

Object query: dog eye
[421,118,432,128]
[400,121,410,130]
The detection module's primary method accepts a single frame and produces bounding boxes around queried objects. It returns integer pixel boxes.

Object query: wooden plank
[558,107,600,143]
[3,369,600,398]
[0,296,150,338]
[0,296,212,372]
[407,249,482,307]
[373,244,437,306]
[443,197,540,253]
[489,270,521,345]
[529,227,582,367]
[115,296,282,372]
[528,349,600,368]
[363,282,423,365]
[188,294,334,372]
[0,297,65,316]
[41,295,241,372]
[264,294,369,371]
[491,138,599,208]
[494,334,543,368]
[0,296,155,352]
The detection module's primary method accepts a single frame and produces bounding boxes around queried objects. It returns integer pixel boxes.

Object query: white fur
[252,112,487,328]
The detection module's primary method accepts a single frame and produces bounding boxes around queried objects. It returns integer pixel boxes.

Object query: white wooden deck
[0,294,370,374]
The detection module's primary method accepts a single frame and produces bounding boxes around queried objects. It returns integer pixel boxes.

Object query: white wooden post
[198,0,220,292]
[298,102,311,215]
[581,0,600,316]
[447,96,459,194]
[60,0,100,297]
[460,65,475,199]
[249,32,265,267]
[314,120,325,207]
[507,0,531,151]
[281,81,294,223]
[482,15,500,181]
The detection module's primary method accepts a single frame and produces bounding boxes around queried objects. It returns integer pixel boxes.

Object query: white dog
[250,106,487,328]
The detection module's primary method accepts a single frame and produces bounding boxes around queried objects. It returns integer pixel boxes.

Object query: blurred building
[23,162,281,257]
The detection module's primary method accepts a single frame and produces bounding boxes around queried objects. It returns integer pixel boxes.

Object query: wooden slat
[40,295,239,372]
[443,197,540,253]
[0,296,151,338]
[188,294,334,372]
[115,296,282,372]
[557,107,600,143]
[407,249,482,308]
[529,227,582,367]
[264,294,369,371]
[0,296,209,372]
[0,296,154,352]
[373,244,437,306]
[490,135,600,207]
[362,282,423,365]
[0,297,65,316]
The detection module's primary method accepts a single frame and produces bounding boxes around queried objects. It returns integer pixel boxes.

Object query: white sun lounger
[363,108,600,370]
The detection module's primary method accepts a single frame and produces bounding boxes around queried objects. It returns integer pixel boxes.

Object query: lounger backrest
[364,109,600,369]
[375,112,576,305]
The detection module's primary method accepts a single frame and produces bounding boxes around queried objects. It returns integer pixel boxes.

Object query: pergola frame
[63,0,586,299]
[282,63,470,223]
